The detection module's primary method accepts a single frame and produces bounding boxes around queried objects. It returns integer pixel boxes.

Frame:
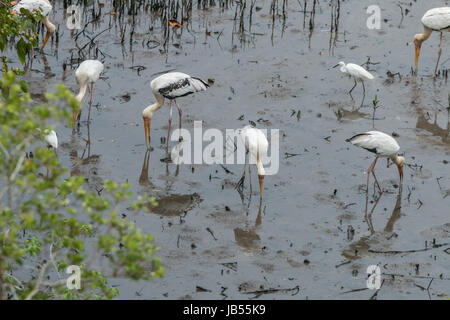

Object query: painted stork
[236,125,269,200]
[12,0,55,50]
[347,131,405,194]
[414,7,450,77]
[142,72,209,149]
[73,60,104,126]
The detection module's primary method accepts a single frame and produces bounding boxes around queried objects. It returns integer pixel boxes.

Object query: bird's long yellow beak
[143,117,151,148]
[397,165,404,183]
[415,44,421,71]
[72,112,78,127]
[258,174,264,200]
[41,30,51,50]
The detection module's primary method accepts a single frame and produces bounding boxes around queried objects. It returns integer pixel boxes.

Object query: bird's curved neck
[391,155,401,165]
[419,27,432,42]
[44,16,55,33]
[143,95,165,118]
[76,81,88,102]
[256,158,265,176]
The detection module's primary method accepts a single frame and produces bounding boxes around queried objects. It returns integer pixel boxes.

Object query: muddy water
[14,0,450,299]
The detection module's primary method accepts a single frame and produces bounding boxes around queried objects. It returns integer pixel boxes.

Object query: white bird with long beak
[414,7,450,77]
[142,72,209,149]
[73,60,104,126]
[236,125,269,200]
[12,0,55,50]
[333,62,374,96]
[347,131,405,194]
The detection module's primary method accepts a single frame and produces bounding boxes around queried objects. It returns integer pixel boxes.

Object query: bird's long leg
[371,168,383,194]
[87,83,93,124]
[248,162,252,195]
[433,32,444,78]
[174,100,183,142]
[236,151,248,190]
[366,155,379,194]
[349,78,357,100]
[358,80,366,110]
[166,101,173,151]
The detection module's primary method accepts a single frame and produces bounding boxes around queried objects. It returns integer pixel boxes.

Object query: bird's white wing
[348,131,399,156]
[76,60,104,83]
[345,63,374,80]
[422,7,450,31]
[154,72,209,99]
[13,0,52,16]
[239,126,269,158]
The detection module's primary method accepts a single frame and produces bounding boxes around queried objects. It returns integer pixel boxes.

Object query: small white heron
[73,60,104,126]
[236,125,269,200]
[12,0,55,50]
[414,7,450,76]
[333,62,374,96]
[142,72,209,149]
[347,131,405,194]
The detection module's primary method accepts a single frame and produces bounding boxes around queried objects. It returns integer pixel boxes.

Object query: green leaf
[16,38,28,65]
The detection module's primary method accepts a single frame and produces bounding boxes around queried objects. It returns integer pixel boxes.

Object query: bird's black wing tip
[192,77,209,88]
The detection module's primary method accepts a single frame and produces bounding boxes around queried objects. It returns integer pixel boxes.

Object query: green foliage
[0,72,163,300]
[0,1,42,72]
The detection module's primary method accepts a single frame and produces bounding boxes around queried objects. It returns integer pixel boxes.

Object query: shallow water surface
[13,0,450,299]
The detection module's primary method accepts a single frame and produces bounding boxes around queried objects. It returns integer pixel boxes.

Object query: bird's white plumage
[151,72,208,99]
[421,7,450,31]
[348,131,400,157]
[40,129,57,149]
[238,125,269,175]
[75,60,104,84]
[13,0,52,16]
[339,62,374,80]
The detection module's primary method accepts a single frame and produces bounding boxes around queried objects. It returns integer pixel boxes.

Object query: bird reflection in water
[69,121,101,189]
[139,148,202,217]
[342,189,403,260]
[234,199,263,252]
[410,76,450,146]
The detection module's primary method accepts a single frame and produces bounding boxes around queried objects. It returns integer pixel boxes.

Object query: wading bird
[12,0,55,50]
[236,125,269,200]
[36,128,58,149]
[142,72,209,149]
[43,129,58,149]
[73,60,104,126]
[333,62,374,97]
[414,7,450,77]
[347,131,404,194]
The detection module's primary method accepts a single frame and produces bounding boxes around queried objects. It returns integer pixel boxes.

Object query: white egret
[414,7,450,76]
[74,60,104,126]
[12,0,55,50]
[236,125,269,200]
[333,62,374,96]
[142,72,209,149]
[347,131,405,194]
